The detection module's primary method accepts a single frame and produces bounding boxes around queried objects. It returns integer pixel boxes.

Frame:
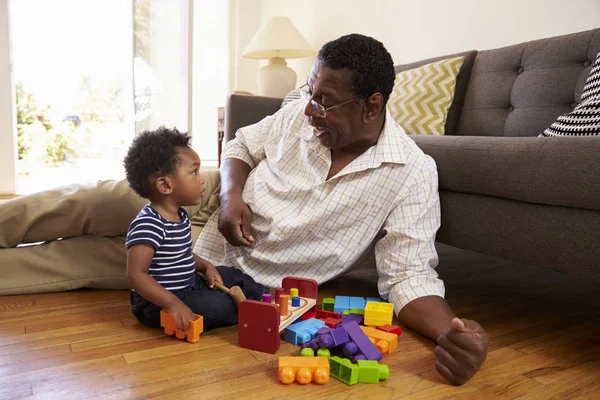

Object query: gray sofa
[222,28,600,281]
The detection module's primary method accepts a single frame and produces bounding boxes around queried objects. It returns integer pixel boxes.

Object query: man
[0,34,487,385]
[196,34,488,385]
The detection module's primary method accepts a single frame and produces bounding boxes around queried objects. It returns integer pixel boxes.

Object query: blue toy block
[349,296,366,310]
[334,296,351,314]
[284,318,326,345]
[342,321,382,362]
[366,297,382,303]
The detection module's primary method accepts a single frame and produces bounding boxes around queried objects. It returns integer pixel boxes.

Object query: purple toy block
[318,326,350,349]
[343,321,383,362]
[315,327,332,336]
[353,354,367,362]
[301,338,320,351]
[341,313,364,325]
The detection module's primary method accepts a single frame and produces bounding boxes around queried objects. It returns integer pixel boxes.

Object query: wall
[0,0,16,194]
[233,0,600,94]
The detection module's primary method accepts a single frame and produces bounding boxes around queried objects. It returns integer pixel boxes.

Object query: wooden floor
[0,245,599,399]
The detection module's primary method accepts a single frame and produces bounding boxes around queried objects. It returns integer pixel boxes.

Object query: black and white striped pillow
[542,50,600,137]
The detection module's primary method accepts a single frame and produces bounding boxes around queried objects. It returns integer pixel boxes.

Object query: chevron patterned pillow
[541,50,600,137]
[387,57,464,135]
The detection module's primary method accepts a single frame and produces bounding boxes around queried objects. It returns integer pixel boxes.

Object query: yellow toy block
[364,301,393,326]
[360,325,398,354]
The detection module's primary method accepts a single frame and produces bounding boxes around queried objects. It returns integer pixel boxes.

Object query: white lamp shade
[242,16,315,59]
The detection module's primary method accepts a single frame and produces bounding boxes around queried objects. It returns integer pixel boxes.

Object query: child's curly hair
[123,126,191,199]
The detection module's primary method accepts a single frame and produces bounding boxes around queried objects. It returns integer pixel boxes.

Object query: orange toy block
[360,325,398,354]
[278,356,330,384]
[160,310,204,343]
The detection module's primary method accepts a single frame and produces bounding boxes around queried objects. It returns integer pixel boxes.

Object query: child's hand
[166,300,195,331]
[203,264,223,289]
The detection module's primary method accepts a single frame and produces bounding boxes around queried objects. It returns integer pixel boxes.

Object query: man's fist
[435,317,489,385]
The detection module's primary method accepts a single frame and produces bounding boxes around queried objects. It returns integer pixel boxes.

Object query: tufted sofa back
[456,28,600,137]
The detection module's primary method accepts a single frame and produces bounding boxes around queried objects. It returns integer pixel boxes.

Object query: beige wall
[233,0,600,94]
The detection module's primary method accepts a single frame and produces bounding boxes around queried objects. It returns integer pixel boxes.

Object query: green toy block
[329,356,359,385]
[349,308,364,315]
[342,309,350,315]
[317,348,330,357]
[357,360,390,383]
[300,348,314,357]
[322,298,335,312]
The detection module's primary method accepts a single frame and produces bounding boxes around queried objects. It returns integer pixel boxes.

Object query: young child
[123,127,268,332]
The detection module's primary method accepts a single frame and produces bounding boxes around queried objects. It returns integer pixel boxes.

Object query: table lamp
[242,16,315,98]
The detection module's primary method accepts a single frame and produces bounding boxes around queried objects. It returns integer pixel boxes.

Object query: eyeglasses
[298,84,363,118]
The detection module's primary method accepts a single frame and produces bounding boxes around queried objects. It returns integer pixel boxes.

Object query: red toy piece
[238,277,319,354]
[316,309,342,320]
[301,311,317,321]
[377,324,402,336]
[324,317,342,328]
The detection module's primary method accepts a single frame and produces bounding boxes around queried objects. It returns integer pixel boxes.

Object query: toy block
[317,348,330,357]
[328,356,359,385]
[160,310,204,343]
[275,287,284,303]
[284,318,325,345]
[300,338,320,351]
[349,296,366,310]
[301,311,317,321]
[377,324,402,336]
[364,301,394,326]
[360,325,398,354]
[366,297,382,303]
[301,348,315,357]
[278,356,330,385]
[315,326,332,336]
[357,360,390,383]
[342,321,383,361]
[324,317,342,328]
[321,297,335,311]
[341,313,364,326]
[290,288,299,298]
[334,296,351,313]
[316,309,342,320]
[317,326,349,349]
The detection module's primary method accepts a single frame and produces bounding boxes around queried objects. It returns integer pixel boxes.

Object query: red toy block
[316,309,342,320]
[324,317,342,328]
[377,324,402,336]
[301,311,317,321]
[160,310,204,343]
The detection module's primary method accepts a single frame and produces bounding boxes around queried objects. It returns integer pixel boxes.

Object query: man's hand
[203,263,224,289]
[218,196,255,247]
[166,300,195,331]
[435,317,489,385]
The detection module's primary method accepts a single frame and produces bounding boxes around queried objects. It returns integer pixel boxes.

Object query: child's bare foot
[229,286,246,306]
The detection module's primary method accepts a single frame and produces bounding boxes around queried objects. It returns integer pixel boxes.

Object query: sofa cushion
[387,57,464,135]
[394,50,477,136]
[458,28,600,137]
[410,135,600,212]
[541,49,600,136]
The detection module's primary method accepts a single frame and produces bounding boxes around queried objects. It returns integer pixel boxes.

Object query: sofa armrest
[410,135,600,211]
[224,94,283,142]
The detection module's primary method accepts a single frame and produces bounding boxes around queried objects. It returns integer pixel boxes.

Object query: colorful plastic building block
[301,348,315,357]
[316,309,342,320]
[300,311,317,321]
[364,301,394,326]
[160,310,203,343]
[341,313,364,325]
[321,297,335,311]
[238,277,318,354]
[278,356,330,384]
[360,325,398,354]
[342,321,383,362]
[284,318,325,345]
[357,360,390,383]
[349,297,366,310]
[334,296,351,313]
[377,324,402,336]
[317,326,350,349]
[329,356,359,385]
[317,348,330,357]
[324,317,342,328]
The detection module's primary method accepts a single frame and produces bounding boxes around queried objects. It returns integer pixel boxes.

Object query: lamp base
[257,57,296,98]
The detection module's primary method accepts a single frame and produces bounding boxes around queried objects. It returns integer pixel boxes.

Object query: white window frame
[0,0,16,194]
